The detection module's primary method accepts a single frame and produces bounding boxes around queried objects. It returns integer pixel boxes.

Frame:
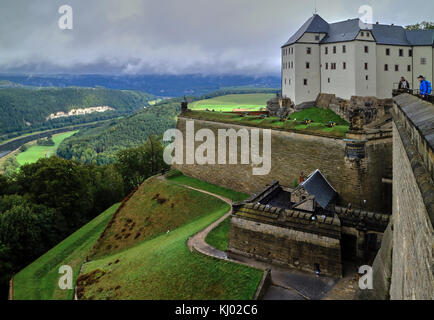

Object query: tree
[116,136,169,193]
[0,175,8,196]
[15,157,94,229]
[405,21,434,30]
[0,195,57,285]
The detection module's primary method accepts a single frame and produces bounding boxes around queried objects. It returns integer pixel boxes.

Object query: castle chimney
[376,22,379,24]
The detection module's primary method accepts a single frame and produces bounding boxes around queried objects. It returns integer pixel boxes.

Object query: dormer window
[315,35,320,41]
[361,32,365,36]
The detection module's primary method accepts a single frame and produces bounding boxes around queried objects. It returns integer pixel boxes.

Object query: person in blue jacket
[418,75,432,98]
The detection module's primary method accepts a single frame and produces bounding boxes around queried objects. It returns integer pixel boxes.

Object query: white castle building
[281,15,434,105]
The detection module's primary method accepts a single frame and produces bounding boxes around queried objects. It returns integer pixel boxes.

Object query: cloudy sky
[0,0,432,75]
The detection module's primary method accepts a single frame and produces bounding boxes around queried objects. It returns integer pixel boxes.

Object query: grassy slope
[184,107,349,138]
[166,170,249,202]
[90,177,230,259]
[205,217,231,252]
[190,93,275,112]
[78,177,262,300]
[16,131,78,166]
[13,203,120,300]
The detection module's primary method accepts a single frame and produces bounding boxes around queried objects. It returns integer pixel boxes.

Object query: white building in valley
[281,15,434,105]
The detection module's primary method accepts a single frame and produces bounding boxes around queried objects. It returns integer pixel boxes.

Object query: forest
[57,88,278,164]
[0,135,168,299]
[0,87,153,138]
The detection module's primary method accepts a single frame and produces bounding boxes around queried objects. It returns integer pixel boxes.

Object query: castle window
[409,49,413,57]
[421,58,427,65]
[386,48,390,56]
[303,79,308,86]
[291,61,294,68]
[366,75,369,80]
[325,47,328,54]
[361,32,365,36]
[407,65,411,72]
[395,64,399,71]
[306,62,310,69]
[328,78,330,83]
[343,62,347,70]
[285,78,287,85]
[384,64,388,71]
[399,49,404,57]
[342,45,346,53]
[333,46,336,54]
[315,35,320,41]
[331,63,336,70]
[364,46,369,53]
[291,47,294,54]
[364,62,368,70]
[366,33,370,37]
[306,47,312,54]
[325,63,328,70]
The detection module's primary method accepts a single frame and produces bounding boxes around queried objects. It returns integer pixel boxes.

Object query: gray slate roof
[282,14,329,47]
[283,15,434,47]
[297,169,337,209]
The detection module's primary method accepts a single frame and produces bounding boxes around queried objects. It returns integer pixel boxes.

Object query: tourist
[398,76,409,90]
[418,75,432,99]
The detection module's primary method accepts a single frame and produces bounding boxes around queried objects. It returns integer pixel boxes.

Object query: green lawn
[183,107,349,138]
[78,203,262,300]
[13,203,120,300]
[166,170,249,202]
[16,131,78,166]
[190,93,275,112]
[205,217,231,252]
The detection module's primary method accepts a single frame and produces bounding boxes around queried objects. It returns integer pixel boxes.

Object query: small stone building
[227,170,389,278]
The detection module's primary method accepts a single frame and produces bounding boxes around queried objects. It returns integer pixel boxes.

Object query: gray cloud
[0,0,432,75]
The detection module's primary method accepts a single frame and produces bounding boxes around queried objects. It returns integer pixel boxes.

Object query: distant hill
[0,87,154,137]
[0,74,281,97]
[56,98,181,164]
[56,88,279,165]
[0,80,24,88]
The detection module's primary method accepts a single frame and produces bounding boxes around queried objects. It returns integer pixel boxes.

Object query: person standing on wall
[418,75,432,99]
[398,76,409,91]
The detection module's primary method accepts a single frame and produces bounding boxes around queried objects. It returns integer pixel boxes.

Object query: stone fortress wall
[370,94,434,300]
[173,116,392,213]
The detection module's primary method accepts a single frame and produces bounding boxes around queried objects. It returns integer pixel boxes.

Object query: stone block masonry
[369,94,433,300]
[173,117,392,213]
[389,94,434,299]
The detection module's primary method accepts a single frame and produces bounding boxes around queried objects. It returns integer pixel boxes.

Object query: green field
[13,203,120,300]
[77,177,262,300]
[190,93,275,112]
[184,107,350,138]
[205,217,231,252]
[166,170,249,202]
[16,131,78,166]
